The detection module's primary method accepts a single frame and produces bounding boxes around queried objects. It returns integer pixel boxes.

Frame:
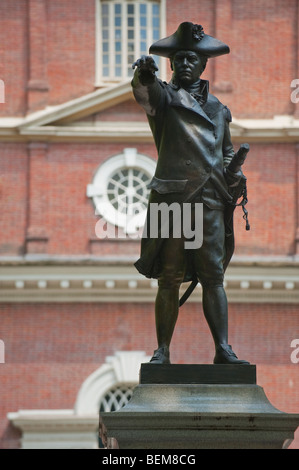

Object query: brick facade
[0,140,297,257]
[0,0,298,449]
[1,0,298,118]
[1,302,298,448]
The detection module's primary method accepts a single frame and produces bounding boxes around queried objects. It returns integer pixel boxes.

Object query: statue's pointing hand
[132,55,159,76]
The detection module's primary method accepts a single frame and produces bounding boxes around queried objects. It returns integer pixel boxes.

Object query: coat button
[186,160,191,165]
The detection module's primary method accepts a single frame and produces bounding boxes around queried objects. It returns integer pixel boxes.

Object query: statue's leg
[202,284,228,346]
[150,236,186,364]
[194,205,250,364]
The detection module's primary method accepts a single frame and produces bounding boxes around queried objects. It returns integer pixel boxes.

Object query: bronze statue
[132,22,250,365]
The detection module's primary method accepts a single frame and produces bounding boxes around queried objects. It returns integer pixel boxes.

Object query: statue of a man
[132,22,249,365]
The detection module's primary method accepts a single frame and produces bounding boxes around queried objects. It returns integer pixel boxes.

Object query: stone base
[99,364,299,449]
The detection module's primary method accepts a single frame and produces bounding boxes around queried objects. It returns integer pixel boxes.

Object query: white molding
[16,122,154,143]
[7,410,99,449]
[8,351,150,449]
[87,148,156,233]
[0,261,298,303]
[1,115,299,143]
[75,351,150,415]
[230,115,299,142]
[94,0,167,85]
[18,81,133,128]
[0,69,298,144]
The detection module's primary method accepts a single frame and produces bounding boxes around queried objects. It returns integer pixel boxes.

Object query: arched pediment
[74,351,150,415]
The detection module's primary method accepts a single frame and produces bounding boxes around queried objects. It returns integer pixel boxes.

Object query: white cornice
[7,410,98,432]
[19,80,133,128]
[8,350,148,449]
[0,78,298,143]
[1,117,299,143]
[0,259,298,303]
[230,115,299,142]
[7,410,99,449]
[17,122,153,143]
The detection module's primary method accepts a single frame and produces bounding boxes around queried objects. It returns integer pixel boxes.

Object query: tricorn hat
[149,22,230,58]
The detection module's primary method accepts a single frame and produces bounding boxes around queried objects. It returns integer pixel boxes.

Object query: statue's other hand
[224,168,243,188]
[132,55,159,75]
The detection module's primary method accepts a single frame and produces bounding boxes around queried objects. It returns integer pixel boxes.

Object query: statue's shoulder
[158,78,168,88]
[207,93,232,122]
[162,80,176,93]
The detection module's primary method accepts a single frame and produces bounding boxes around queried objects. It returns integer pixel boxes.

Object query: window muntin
[99,382,135,447]
[87,148,156,235]
[99,0,162,82]
[99,384,135,412]
[107,167,150,217]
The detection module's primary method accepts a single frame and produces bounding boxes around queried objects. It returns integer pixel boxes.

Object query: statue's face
[171,50,205,86]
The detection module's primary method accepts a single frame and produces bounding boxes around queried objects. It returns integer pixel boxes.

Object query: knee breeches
[157,204,226,288]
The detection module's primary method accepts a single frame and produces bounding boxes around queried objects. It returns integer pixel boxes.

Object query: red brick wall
[0,140,297,257]
[0,0,28,116]
[47,0,96,107]
[0,302,298,448]
[0,0,298,117]
[0,0,96,116]
[0,143,28,255]
[233,143,298,256]
[0,0,298,451]
[165,0,298,118]
[93,100,148,122]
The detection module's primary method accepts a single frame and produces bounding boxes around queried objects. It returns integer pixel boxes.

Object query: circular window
[87,148,156,234]
[107,167,150,216]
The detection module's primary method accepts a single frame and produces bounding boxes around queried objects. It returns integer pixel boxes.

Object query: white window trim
[95,0,167,86]
[87,148,156,235]
[8,351,150,449]
[75,351,150,414]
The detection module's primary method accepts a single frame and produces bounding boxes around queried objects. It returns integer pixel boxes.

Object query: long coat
[132,71,236,282]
